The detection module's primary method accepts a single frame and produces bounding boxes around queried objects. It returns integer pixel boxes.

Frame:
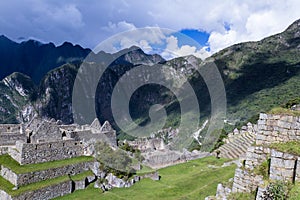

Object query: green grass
[71,170,94,181]
[269,141,300,155]
[253,158,270,180]
[268,107,300,116]
[227,192,256,200]
[0,175,14,192]
[11,175,70,197]
[0,154,94,174]
[289,183,300,200]
[56,157,236,200]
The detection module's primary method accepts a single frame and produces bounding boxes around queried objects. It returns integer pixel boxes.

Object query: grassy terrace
[268,107,300,116]
[0,154,94,174]
[0,170,93,197]
[56,157,236,200]
[71,170,94,181]
[269,141,300,156]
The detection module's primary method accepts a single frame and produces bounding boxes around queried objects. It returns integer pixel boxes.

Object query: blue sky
[1,0,300,59]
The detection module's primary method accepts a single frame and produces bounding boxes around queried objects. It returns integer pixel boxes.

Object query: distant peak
[285,18,300,32]
[60,41,74,47]
[0,35,12,41]
[128,45,141,51]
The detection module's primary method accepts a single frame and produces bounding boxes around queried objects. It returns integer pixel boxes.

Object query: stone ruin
[126,127,211,169]
[0,117,119,200]
[0,117,117,164]
[207,113,300,200]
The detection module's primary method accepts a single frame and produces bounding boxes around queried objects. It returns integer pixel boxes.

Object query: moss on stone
[269,141,300,156]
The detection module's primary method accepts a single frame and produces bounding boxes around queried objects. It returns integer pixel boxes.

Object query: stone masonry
[211,113,300,200]
[8,140,84,164]
[1,161,95,186]
[0,117,119,200]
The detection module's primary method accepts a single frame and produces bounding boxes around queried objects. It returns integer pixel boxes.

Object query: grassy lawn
[0,154,94,174]
[56,157,236,200]
[269,141,300,156]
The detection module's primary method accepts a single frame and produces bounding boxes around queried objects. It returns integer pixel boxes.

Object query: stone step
[215,131,256,159]
[219,145,241,158]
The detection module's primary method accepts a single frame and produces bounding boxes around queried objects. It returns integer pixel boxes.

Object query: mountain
[1,19,300,140]
[209,18,300,123]
[0,35,91,83]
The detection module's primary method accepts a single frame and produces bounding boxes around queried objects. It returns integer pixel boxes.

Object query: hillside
[0,19,300,142]
[0,35,91,83]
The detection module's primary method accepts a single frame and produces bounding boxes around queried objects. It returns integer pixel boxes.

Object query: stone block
[259,113,268,120]
[271,150,283,158]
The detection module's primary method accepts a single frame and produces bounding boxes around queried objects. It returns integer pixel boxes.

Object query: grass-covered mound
[55,157,236,200]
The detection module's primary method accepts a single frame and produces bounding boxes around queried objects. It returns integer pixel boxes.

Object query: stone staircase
[215,132,256,159]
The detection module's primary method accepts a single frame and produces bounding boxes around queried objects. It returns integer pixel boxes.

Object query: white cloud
[162,35,209,60]
[1,0,300,55]
[102,21,136,33]
[95,26,169,54]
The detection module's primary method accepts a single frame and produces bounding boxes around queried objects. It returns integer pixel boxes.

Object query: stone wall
[0,190,12,200]
[0,134,27,145]
[269,149,298,182]
[8,140,84,164]
[256,113,300,145]
[30,121,62,143]
[72,130,117,147]
[0,124,21,133]
[1,161,95,186]
[0,147,9,155]
[13,180,72,200]
[232,168,263,193]
[128,138,165,153]
[244,146,270,170]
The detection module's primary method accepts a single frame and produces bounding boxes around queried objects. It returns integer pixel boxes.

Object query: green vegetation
[0,170,92,197]
[289,183,300,200]
[268,107,300,116]
[71,170,94,181]
[0,175,14,193]
[11,175,70,197]
[227,192,256,200]
[211,129,227,152]
[269,141,300,155]
[0,154,94,174]
[56,157,236,200]
[95,141,134,177]
[261,181,292,200]
[253,158,271,180]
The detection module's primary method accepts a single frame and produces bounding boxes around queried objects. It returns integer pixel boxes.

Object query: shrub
[261,181,291,200]
[253,158,270,180]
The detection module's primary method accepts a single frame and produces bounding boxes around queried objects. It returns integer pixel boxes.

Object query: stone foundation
[232,168,263,193]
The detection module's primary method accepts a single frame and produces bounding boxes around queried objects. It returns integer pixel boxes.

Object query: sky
[1,0,300,59]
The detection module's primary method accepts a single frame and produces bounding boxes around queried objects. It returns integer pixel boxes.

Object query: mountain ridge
[0,19,300,140]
